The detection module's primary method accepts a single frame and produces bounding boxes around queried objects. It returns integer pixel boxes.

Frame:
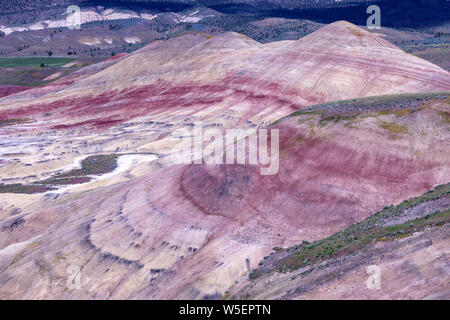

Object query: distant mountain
[200,0,449,29]
[1,0,449,28]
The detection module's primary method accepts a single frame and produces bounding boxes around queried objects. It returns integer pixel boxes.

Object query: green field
[0,57,75,68]
[0,57,88,87]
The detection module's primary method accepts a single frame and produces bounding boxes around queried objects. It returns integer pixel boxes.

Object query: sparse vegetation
[249,183,450,279]
[272,92,449,126]
[38,176,92,185]
[0,118,32,127]
[439,111,450,123]
[0,183,55,194]
[378,120,408,134]
[0,154,119,194]
[56,154,119,178]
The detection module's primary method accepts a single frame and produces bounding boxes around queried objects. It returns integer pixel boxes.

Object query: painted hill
[0,21,448,299]
[0,21,448,132]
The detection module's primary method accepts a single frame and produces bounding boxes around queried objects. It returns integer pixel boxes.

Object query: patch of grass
[393,107,424,116]
[0,67,55,87]
[439,111,450,124]
[0,57,74,68]
[249,270,262,280]
[172,31,212,40]
[56,154,119,178]
[0,58,96,87]
[319,115,341,126]
[0,183,55,194]
[378,121,408,134]
[347,26,365,38]
[0,118,33,127]
[346,26,365,45]
[37,176,92,185]
[38,154,118,186]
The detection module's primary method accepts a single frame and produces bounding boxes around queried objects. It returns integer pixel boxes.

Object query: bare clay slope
[0,94,448,299]
[0,22,449,300]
